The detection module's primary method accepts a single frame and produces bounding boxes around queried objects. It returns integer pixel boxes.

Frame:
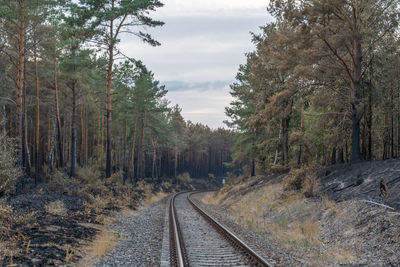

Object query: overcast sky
[120,0,273,129]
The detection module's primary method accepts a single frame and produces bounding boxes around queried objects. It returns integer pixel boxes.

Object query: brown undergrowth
[0,165,168,266]
[203,168,400,265]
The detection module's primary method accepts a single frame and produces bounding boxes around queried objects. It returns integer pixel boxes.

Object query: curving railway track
[169,192,273,267]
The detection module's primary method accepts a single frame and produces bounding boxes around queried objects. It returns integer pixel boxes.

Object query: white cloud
[156,0,269,17]
[118,0,273,128]
[167,86,232,129]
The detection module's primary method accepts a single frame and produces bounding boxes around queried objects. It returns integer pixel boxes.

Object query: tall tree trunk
[48,115,56,169]
[350,37,362,162]
[105,15,114,178]
[282,118,289,165]
[331,147,336,165]
[70,79,77,177]
[151,138,157,182]
[274,120,283,165]
[101,106,104,160]
[34,41,40,184]
[130,116,138,184]
[298,104,304,165]
[122,86,128,183]
[23,60,30,174]
[138,112,146,179]
[122,117,127,183]
[16,0,25,168]
[174,136,178,179]
[64,114,69,164]
[80,106,84,165]
[367,75,373,161]
[2,105,6,151]
[398,84,400,159]
[391,86,394,158]
[47,112,51,160]
[251,139,255,177]
[338,146,344,164]
[85,107,88,163]
[53,58,63,168]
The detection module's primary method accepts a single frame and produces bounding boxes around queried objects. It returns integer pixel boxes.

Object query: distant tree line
[226,0,400,174]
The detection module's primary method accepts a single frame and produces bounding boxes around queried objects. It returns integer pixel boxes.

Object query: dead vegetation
[74,222,118,267]
[177,172,192,185]
[45,200,68,216]
[0,162,169,266]
[203,166,400,265]
[0,132,21,197]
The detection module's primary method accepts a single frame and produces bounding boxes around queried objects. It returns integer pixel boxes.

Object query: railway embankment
[201,160,400,266]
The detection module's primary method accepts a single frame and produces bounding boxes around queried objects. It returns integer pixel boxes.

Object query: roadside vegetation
[204,167,400,265]
[217,2,400,263]
[226,0,400,176]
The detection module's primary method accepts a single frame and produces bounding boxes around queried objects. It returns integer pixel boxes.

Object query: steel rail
[187,192,274,267]
[169,192,188,267]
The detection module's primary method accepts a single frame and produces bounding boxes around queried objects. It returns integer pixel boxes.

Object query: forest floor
[202,159,400,266]
[0,175,216,267]
[0,184,144,267]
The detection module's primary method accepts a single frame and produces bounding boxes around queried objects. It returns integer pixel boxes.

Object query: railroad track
[169,192,273,267]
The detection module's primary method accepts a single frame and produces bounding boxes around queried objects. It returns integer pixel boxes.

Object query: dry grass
[323,246,356,264]
[65,246,73,263]
[203,181,248,207]
[161,181,172,191]
[302,173,321,197]
[87,230,117,257]
[143,191,168,207]
[45,200,67,216]
[76,226,117,267]
[177,172,191,184]
[48,170,79,194]
[84,196,108,223]
[206,176,358,265]
[322,195,337,212]
[136,181,153,197]
[202,192,221,205]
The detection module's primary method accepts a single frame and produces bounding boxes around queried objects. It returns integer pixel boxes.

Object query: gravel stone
[93,197,168,267]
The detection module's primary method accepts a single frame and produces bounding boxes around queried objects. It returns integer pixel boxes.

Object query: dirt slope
[321,159,400,210]
[202,160,400,266]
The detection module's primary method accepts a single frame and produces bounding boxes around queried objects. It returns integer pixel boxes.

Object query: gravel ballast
[93,197,168,267]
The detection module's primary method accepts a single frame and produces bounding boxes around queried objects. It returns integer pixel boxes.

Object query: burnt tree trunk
[130,116,138,184]
[16,0,25,168]
[350,37,362,162]
[54,58,63,168]
[34,41,40,183]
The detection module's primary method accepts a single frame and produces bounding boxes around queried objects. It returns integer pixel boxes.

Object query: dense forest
[0,0,234,196]
[226,0,400,175]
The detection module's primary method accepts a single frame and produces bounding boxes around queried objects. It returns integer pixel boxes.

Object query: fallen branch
[387,176,400,185]
[359,199,396,211]
[0,97,16,105]
[358,189,375,195]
